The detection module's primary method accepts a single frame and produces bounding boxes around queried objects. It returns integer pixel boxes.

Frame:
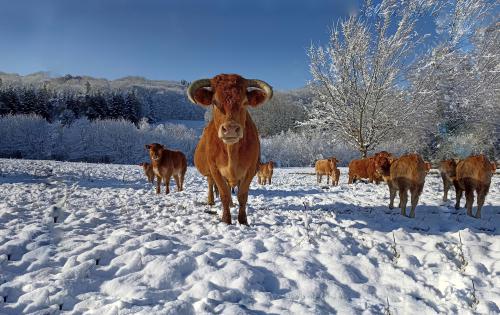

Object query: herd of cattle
[313,152,496,218]
[137,74,496,224]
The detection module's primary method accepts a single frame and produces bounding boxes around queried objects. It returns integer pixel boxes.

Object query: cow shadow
[279,201,500,236]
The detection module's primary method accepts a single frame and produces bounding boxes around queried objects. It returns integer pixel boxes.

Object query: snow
[0,158,499,314]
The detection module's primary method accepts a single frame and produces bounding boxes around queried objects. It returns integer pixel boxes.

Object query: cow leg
[156,176,162,194]
[399,188,408,217]
[388,182,396,209]
[173,175,180,192]
[465,188,474,217]
[455,185,463,210]
[164,171,172,194]
[327,175,330,185]
[211,170,232,224]
[268,176,272,185]
[237,176,254,226]
[475,185,488,219]
[207,176,215,205]
[442,175,449,201]
[180,171,185,191]
[317,174,322,184]
[409,184,423,218]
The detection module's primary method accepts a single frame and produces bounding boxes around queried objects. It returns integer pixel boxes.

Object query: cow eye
[214,102,225,114]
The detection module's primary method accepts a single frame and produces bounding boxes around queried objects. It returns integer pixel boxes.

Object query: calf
[257,161,274,185]
[439,159,457,202]
[455,155,495,218]
[330,159,340,186]
[139,162,155,183]
[316,158,338,185]
[386,154,426,218]
[145,143,187,194]
[348,157,380,184]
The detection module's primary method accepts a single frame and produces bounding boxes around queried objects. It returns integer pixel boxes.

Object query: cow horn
[187,79,211,104]
[247,79,273,103]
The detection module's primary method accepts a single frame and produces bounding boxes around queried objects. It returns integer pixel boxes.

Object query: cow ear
[145,144,150,150]
[193,88,214,106]
[247,89,267,107]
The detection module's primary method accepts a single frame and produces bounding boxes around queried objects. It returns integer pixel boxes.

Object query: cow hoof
[221,216,232,225]
[388,205,394,210]
[238,217,249,226]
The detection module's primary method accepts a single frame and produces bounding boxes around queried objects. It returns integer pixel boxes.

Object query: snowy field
[0,158,499,315]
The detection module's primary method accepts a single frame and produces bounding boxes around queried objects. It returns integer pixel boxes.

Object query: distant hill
[0,71,312,135]
[0,71,205,122]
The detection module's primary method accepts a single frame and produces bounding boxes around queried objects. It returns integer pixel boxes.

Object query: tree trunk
[360,146,368,158]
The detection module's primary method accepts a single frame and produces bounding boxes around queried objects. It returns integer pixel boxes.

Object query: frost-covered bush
[261,130,355,167]
[0,115,198,164]
[0,114,51,159]
[261,130,409,167]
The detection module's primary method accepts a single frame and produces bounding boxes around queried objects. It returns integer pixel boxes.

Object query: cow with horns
[187,74,273,225]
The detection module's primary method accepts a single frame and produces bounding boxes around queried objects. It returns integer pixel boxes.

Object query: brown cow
[139,162,155,183]
[330,158,340,186]
[348,157,381,184]
[145,143,187,194]
[257,161,274,185]
[385,154,426,218]
[439,159,458,202]
[188,74,272,225]
[455,155,495,218]
[316,158,338,185]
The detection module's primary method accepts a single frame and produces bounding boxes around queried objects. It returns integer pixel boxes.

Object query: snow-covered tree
[303,0,443,157]
[405,0,499,158]
[305,0,497,158]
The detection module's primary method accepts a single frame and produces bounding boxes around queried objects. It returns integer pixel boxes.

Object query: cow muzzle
[218,121,243,144]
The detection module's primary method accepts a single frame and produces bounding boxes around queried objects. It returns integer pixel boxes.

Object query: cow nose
[219,122,243,142]
[221,122,241,136]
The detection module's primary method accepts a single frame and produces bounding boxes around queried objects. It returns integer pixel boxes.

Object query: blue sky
[0,0,362,90]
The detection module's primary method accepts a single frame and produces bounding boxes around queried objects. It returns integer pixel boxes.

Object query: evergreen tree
[0,90,8,115]
[124,91,141,124]
[3,88,21,114]
[36,85,52,121]
[109,93,125,119]
[19,88,37,114]
[85,93,108,120]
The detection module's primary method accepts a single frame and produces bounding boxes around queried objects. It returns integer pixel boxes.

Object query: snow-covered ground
[0,158,499,315]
